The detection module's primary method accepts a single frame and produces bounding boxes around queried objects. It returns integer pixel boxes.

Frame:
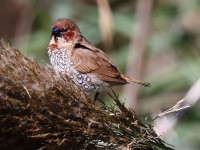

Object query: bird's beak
[51,26,61,37]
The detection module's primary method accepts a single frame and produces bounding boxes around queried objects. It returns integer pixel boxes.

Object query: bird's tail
[121,74,151,87]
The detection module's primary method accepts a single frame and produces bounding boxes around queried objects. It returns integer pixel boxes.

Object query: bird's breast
[48,48,109,93]
[48,48,72,73]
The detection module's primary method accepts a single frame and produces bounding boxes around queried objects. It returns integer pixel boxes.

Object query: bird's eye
[61,28,67,32]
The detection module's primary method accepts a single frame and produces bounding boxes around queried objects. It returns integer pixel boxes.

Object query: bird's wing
[71,37,127,85]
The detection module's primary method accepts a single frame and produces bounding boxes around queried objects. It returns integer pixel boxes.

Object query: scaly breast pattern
[48,48,108,93]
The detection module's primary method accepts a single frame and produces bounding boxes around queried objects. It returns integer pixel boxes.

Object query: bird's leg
[94,92,100,101]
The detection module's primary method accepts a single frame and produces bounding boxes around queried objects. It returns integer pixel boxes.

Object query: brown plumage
[48,18,150,96]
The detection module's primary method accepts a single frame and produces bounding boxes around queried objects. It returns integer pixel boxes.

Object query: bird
[48,18,150,99]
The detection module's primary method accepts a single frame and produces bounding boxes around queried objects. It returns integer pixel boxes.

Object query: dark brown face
[51,18,81,42]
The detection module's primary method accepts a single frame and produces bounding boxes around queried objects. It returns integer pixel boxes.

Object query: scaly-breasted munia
[48,18,150,98]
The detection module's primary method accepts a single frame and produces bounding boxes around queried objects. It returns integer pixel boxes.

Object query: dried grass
[0,39,173,150]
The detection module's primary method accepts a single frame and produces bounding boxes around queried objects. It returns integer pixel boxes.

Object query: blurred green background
[1,0,200,149]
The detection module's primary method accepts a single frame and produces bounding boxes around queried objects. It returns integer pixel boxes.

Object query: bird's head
[49,18,81,47]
